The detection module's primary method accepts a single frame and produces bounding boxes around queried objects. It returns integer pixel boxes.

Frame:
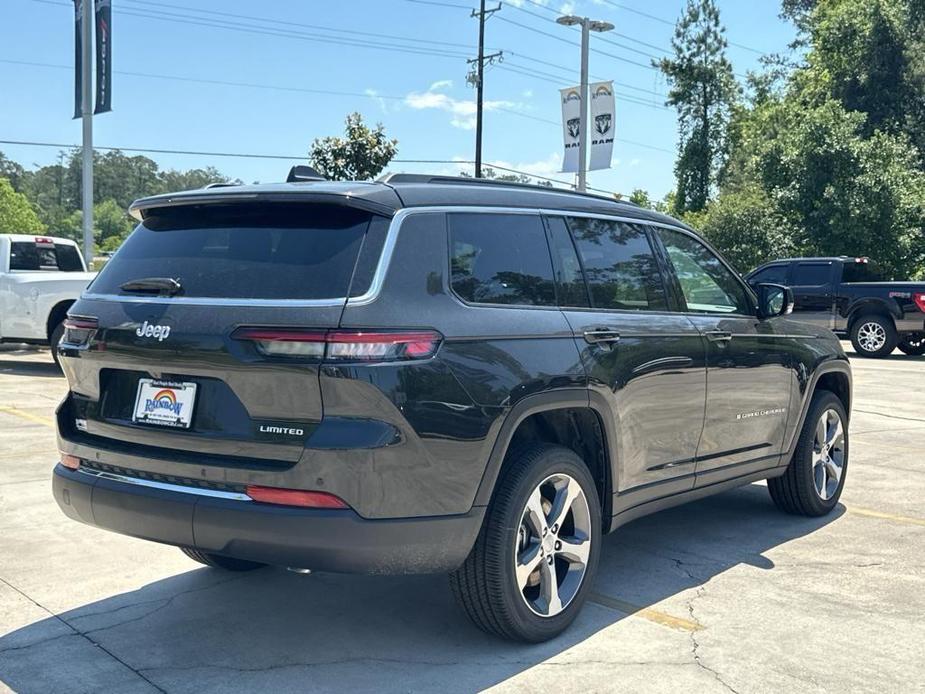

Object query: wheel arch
[846,300,899,332]
[472,390,616,529]
[784,359,852,457]
[46,300,75,341]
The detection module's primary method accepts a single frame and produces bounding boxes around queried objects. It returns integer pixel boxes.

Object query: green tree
[656,0,737,214]
[158,166,233,192]
[308,113,398,181]
[683,184,798,273]
[732,97,925,277]
[0,178,45,233]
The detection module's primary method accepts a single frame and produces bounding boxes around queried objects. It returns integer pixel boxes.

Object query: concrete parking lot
[1,344,923,693]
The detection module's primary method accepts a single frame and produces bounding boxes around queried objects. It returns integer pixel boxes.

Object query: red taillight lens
[232,328,442,361]
[245,485,349,509]
[914,293,925,313]
[62,317,98,346]
[60,454,81,470]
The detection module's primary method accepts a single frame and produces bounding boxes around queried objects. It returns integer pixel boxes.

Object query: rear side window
[749,264,788,285]
[448,213,556,306]
[567,217,667,311]
[89,204,374,300]
[10,242,83,272]
[791,263,832,286]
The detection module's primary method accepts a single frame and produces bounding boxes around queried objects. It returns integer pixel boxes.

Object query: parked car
[52,174,851,642]
[0,234,96,364]
[746,256,925,358]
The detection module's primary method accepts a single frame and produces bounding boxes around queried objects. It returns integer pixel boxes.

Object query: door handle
[583,328,621,345]
[705,330,732,342]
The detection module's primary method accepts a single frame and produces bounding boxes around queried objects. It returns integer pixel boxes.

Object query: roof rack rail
[377,173,637,205]
[287,165,327,183]
[203,182,240,189]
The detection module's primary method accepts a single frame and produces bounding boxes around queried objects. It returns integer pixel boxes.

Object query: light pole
[556,15,614,192]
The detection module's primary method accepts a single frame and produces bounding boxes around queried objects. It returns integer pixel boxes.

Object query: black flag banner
[73,0,83,119]
[94,0,112,114]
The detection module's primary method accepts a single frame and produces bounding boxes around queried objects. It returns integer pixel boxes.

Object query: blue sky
[1,0,795,198]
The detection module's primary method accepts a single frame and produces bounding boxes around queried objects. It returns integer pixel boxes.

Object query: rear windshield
[841,260,887,283]
[89,203,376,300]
[10,242,84,271]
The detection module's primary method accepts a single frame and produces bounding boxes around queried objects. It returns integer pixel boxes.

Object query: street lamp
[556,14,614,192]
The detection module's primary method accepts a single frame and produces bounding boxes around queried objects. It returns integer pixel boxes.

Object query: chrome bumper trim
[76,467,252,501]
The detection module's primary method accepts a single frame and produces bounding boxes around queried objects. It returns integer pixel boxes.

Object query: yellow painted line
[0,405,55,429]
[588,592,702,632]
[847,506,925,528]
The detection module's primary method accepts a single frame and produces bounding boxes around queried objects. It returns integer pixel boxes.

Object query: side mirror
[757,283,793,319]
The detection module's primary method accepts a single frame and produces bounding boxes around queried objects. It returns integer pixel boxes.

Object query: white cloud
[629,158,641,167]
[522,88,534,99]
[364,88,390,114]
[486,152,567,183]
[560,1,575,14]
[405,83,517,130]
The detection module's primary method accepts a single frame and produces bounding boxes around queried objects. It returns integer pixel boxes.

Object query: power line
[1,58,675,153]
[0,138,634,196]
[594,0,766,55]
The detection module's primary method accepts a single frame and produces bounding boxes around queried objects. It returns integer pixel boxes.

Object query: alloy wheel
[857,321,886,353]
[812,408,846,501]
[514,473,592,617]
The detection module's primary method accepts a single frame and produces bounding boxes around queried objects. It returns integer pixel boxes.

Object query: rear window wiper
[119,277,183,296]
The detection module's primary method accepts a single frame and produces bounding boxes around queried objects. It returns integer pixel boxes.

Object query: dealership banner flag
[94,0,112,114]
[72,0,83,119]
[560,86,581,173]
[589,81,615,170]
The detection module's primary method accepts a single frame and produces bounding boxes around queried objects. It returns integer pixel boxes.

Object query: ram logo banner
[72,0,83,119]
[589,81,615,171]
[94,0,112,114]
[560,87,582,173]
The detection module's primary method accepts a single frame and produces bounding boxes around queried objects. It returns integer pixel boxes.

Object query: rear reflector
[914,293,925,313]
[232,328,442,361]
[245,485,349,509]
[60,454,81,470]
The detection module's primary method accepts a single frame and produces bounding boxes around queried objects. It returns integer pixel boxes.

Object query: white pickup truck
[0,234,96,364]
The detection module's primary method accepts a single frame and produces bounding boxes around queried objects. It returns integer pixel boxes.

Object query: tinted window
[10,241,83,272]
[90,204,373,300]
[791,263,832,286]
[567,218,667,311]
[841,260,886,283]
[749,264,788,285]
[658,229,752,315]
[545,216,590,308]
[449,213,556,306]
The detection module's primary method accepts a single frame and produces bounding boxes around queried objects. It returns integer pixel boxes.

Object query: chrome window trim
[77,467,252,501]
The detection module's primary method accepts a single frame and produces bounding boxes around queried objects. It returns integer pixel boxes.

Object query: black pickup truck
[746,256,925,358]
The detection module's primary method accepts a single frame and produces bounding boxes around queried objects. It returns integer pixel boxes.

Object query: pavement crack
[0,575,166,693]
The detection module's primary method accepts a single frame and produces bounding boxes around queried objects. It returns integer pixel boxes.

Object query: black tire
[768,390,848,517]
[849,314,897,358]
[180,547,265,571]
[898,335,925,356]
[450,444,601,642]
[50,320,65,368]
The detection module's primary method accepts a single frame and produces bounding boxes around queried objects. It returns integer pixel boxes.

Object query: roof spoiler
[286,165,327,183]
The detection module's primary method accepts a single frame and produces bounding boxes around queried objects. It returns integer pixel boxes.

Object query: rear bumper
[52,464,484,575]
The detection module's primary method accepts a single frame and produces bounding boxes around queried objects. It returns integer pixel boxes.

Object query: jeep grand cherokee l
[52,174,851,642]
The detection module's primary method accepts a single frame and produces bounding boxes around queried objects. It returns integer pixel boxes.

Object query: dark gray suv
[53,174,851,642]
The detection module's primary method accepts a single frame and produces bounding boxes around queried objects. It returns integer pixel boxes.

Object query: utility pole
[556,14,614,192]
[80,0,94,265]
[468,0,501,178]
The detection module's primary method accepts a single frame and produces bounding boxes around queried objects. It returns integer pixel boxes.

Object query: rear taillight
[62,317,98,346]
[914,293,925,313]
[245,485,349,509]
[232,328,442,361]
[60,453,81,470]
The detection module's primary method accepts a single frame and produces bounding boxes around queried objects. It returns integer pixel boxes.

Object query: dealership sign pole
[74,0,112,265]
